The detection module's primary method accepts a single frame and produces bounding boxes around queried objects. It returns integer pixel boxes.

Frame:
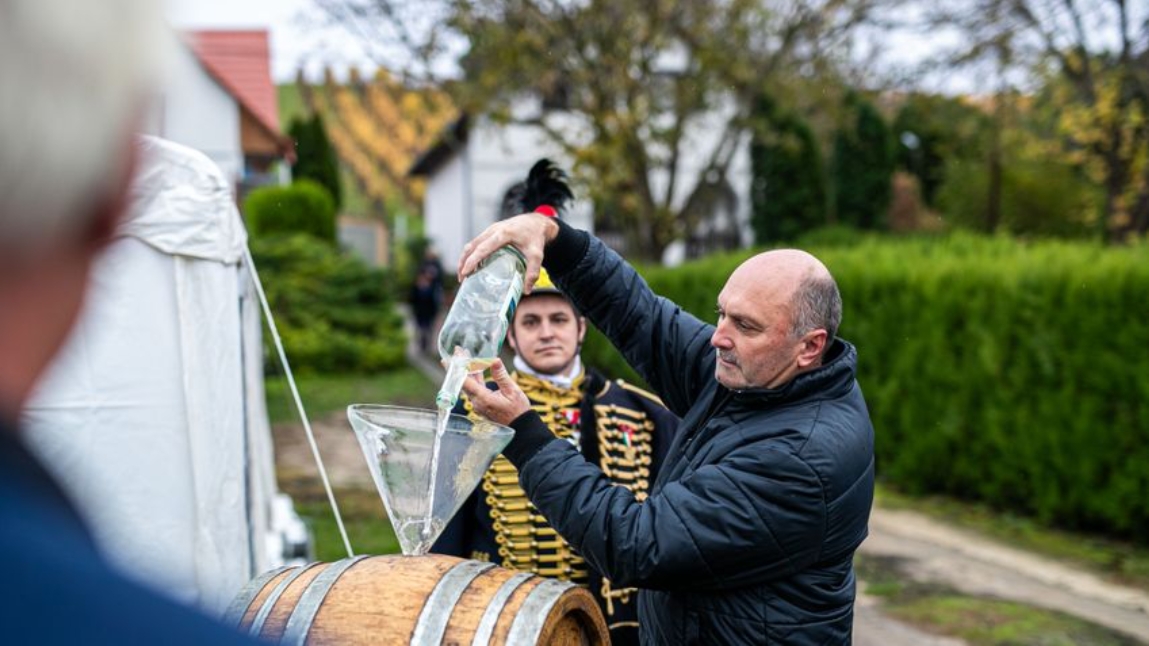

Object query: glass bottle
[435,246,526,408]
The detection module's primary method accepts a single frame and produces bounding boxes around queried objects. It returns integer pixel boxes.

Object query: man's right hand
[456,213,559,294]
[461,359,532,427]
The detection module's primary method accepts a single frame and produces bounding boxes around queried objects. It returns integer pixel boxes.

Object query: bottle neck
[493,245,526,268]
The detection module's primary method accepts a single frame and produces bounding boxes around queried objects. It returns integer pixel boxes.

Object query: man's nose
[710,322,732,349]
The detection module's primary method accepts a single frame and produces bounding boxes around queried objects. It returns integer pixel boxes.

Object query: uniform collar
[512,354,584,390]
[728,338,858,405]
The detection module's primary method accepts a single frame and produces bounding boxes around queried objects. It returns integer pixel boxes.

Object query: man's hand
[457,213,559,294]
[462,359,531,426]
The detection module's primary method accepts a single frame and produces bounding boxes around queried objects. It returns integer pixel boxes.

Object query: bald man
[456,212,875,645]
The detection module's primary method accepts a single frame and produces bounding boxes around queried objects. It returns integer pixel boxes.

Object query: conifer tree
[289,114,343,210]
[832,93,894,231]
[750,97,827,243]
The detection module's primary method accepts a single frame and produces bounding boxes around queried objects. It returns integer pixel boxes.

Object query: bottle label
[494,274,523,355]
[505,297,518,326]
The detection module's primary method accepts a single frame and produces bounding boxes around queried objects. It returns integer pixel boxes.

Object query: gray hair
[0,0,161,256]
[790,273,842,344]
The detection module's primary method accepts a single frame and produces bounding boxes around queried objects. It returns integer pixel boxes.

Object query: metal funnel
[347,404,514,555]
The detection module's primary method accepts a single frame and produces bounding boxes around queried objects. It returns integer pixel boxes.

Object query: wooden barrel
[224,554,609,645]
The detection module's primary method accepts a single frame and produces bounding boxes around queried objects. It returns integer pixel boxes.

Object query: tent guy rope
[244,246,354,558]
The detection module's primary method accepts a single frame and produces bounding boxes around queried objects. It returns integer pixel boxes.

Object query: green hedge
[244,180,337,243]
[582,234,1149,539]
[251,234,407,374]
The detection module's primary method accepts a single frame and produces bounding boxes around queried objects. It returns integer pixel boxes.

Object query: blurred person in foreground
[433,160,678,645]
[0,1,258,643]
[455,165,875,644]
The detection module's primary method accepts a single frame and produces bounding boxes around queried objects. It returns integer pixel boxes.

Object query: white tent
[23,136,307,616]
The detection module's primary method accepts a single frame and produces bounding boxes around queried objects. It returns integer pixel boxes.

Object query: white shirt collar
[512,354,583,390]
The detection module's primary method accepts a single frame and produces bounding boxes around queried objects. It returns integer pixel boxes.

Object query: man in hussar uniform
[433,160,678,646]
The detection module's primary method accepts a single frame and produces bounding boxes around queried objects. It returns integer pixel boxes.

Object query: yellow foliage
[1048,67,1148,229]
[302,65,458,213]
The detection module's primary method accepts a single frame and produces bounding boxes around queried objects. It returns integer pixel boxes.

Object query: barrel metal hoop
[222,566,292,628]
[411,560,497,646]
[280,555,371,646]
[506,578,577,645]
[471,571,533,646]
[248,562,323,638]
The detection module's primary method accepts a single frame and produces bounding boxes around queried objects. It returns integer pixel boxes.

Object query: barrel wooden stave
[444,568,546,645]
[302,556,457,644]
[262,563,330,642]
[530,588,604,646]
[233,554,608,646]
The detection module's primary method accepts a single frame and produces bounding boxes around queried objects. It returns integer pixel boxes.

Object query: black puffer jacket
[503,222,875,645]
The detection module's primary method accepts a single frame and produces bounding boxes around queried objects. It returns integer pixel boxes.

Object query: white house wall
[144,31,244,186]
[425,116,593,268]
[423,108,750,268]
[424,150,468,267]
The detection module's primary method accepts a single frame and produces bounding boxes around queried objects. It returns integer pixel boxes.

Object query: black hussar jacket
[499,220,876,645]
[433,367,679,646]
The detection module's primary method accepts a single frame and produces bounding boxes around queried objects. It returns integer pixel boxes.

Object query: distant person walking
[409,264,442,354]
[418,246,445,289]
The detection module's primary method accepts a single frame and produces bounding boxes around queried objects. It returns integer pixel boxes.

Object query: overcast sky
[165,0,376,82]
[163,0,981,93]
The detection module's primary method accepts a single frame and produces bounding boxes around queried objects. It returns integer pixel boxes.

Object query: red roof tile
[185,30,281,138]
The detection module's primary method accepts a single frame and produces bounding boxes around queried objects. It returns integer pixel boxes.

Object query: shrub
[288,114,342,209]
[750,100,828,244]
[832,93,896,231]
[582,235,1149,540]
[244,180,337,244]
[795,224,869,248]
[893,93,991,208]
[250,233,406,374]
[937,156,1100,238]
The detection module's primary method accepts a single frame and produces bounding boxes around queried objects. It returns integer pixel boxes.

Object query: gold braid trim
[594,402,655,500]
[476,371,587,581]
[593,395,652,613]
[469,371,652,615]
[616,379,669,406]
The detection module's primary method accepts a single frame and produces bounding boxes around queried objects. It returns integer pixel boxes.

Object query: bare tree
[919,0,1149,240]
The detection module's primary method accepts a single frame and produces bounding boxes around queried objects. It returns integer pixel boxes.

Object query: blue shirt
[0,421,260,645]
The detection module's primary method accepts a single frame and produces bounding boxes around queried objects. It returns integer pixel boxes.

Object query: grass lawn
[280,474,402,561]
[265,367,437,425]
[267,367,438,560]
[857,554,1142,646]
[867,485,1149,645]
[877,484,1149,591]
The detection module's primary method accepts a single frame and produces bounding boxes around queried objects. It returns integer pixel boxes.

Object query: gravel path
[861,508,1149,644]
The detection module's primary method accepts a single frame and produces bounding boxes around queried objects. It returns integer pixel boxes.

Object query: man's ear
[577,316,587,345]
[506,325,520,355]
[796,329,828,369]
